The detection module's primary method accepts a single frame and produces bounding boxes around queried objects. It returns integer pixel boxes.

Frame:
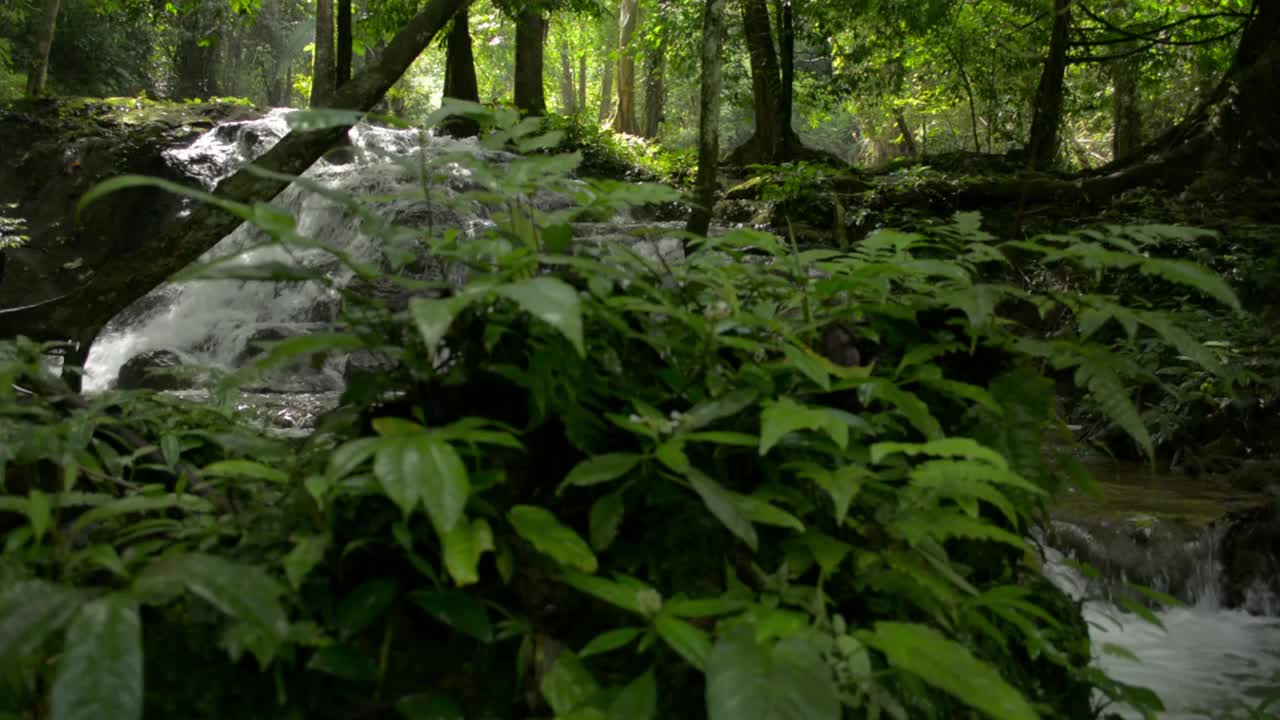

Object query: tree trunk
[777,0,794,141]
[337,0,353,87]
[311,0,336,106]
[612,0,639,133]
[558,35,577,114]
[26,0,61,97]
[0,0,474,372]
[893,108,918,157]
[685,0,726,237]
[640,4,667,139]
[1026,0,1071,170]
[175,28,221,99]
[1110,42,1141,162]
[442,10,480,137]
[577,53,587,111]
[514,8,547,115]
[598,11,616,123]
[730,0,784,164]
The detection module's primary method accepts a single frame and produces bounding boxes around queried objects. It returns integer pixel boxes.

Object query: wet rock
[1226,460,1280,493]
[117,349,200,391]
[244,372,343,394]
[343,350,401,385]
[233,325,295,366]
[1044,516,1206,604]
[1219,501,1280,613]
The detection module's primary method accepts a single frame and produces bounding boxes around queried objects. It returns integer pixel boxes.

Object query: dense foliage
[0,107,1249,720]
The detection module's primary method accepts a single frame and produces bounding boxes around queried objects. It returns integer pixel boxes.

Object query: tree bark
[640,4,667,139]
[777,0,794,139]
[337,0,353,87]
[685,0,726,237]
[26,0,61,97]
[442,10,480,137]
[514,8,547,115]
[1026,0,1072,170]
[598,11,616,123]
[1109,42,1141,162]
[612,0,639,133]
[893,108,917,157]
[728,0,786,164]
[558,34,577,114]
[577,53,587,111]
[311,0,336,106]
[0,0,474,370]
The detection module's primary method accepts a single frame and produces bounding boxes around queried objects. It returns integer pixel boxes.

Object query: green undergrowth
[0,103,1251,720]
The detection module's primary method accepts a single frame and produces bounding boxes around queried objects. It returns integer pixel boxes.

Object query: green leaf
[1140,258,1240,310]
[759,398,848,455]
[201,459,289,484]
[735,494,804,532]
[441,517,494,587]
[335,578,399,639]
[562,573,662,617]
[685,468,757,550]
[580,627,643,658]
[795,464,868,525]
[327,437,379,481]
[374,435,469,533]
[283,534,329,590]
[0,580,83,661]
[1075,359,1153,459]
[541,650,599,716]
[654,615,711,671]
[160,435,181,468]
[410,590,492,642]
[396,693,465,720]
[561,454,642,491]
[136,554,287,642]
[508,505,598,572]
[782,344,831,391]
[589,492,625,551]
[410,296,464,352]
[498,277,585,355]
[870,438,1008,469]
[609,669,657,720]
[705,624,839,720]
[49,595,142,720]
[869,622,1036,720]
[307,644,379,684]
[680,390,758,431]
[27,489,50,541]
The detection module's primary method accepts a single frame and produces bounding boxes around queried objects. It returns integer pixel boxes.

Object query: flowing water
[78,111,1280,718]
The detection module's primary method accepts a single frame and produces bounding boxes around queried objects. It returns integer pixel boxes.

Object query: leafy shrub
[0,105,1238,720]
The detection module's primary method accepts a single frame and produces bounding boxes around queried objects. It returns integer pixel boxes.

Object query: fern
[1075,354,1154,458]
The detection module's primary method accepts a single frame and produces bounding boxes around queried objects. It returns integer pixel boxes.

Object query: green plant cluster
[0,106,1241,720]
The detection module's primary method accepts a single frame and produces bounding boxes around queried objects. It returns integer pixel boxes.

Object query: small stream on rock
[80,111,1280,718]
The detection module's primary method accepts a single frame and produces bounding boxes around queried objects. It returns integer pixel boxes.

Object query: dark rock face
[117,349,199,390]
[1219,501,1280,613]
[343,350,400,385]
[233,325,296,366]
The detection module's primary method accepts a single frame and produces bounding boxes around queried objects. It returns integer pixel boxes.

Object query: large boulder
[116,349,200,391]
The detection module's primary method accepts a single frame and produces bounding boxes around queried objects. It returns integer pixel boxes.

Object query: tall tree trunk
[577,53,587,111]
[337,0,353,87]
[26,0,61,97]
[558,35,577,114]
[640,4,667,139]
[442,10,480,136]
[1026,0,1071,170]
[893,108,917,157]
[731,0,784,164]
[686,0,726,237]
[311,0,336,106]
[598,8,616,122]
[1109,44,1141,162]
[513,8,547,115]
[175,24,221,99]
[777,0,794,147]
[612,0,639,133]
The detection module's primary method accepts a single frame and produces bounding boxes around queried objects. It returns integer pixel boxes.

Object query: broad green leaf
[654,615,711,671]
[869,622,1036,720]
[540,649,599,716]
[508,505,598,572]
[160,435,181,468]
[562,573,662,617]
[410,296,464,351]
[782,344,831,391]
[201,459,289,484]
[735,494,804,532]
[137,554,287,642]
[335,578,399,639]
[685,468,757,550]
[705,624,838,720]
[441,517,494,586]
[561,454,642,491]
[680,390,758,431]
[589,492,625,551]
[327,437,379,481]
[498,277,585,355]
[759,398,848,455]
[27,489,50,541]
[307,644,379,684]
[0,580,83,660]
[580,627,644,658]
[283,534,329,590]
[50,595,142,720]
[410,590,492,642]
[374,435,469,533]
[609,670,657,720]
[795,465,868,525]
[396,692,465,720]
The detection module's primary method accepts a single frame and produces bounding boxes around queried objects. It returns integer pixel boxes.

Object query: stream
[80,111,1280,719]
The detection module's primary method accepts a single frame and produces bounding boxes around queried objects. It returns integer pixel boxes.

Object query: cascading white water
[1043,537,1280,718]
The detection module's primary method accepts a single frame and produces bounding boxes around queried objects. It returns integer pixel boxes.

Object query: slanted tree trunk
[337,0,353,87]
[442,10,480,137]
[686,0,726,237]
[612,0,639,133]
[558,34,577,114]
[640,4,667,139]
[1026,0,1072,170]
[311,0,336,106]
[26,0,61,97]
[514,8,547,115]
[0,0,474,387]
[1109,43,1141,162]
[893,107,918,157]
[577,53,587,111]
